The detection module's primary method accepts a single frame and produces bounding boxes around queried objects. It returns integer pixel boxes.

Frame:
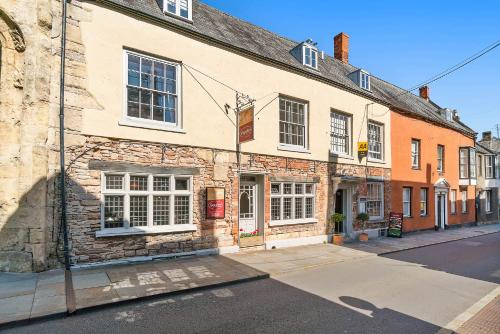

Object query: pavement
[0,255,267,328]
[4,233,499,334]
[343,223,500,255]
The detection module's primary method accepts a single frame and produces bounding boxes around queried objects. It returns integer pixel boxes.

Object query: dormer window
[303,45,318,69]
[164,0,192,20]
[348,69,371,91]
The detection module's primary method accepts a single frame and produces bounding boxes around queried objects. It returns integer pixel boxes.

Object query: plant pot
[239,235,263,248]
[332,234,344,246]
[359,232,369,242]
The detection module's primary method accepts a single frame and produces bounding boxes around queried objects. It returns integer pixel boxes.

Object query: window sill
[411,167,421,170]
[367,158,386,164]
[277,145,311,154]
[368,217,384,222]
[330,152,354,160]
[119,118,186,133]
[269,218,318,227]
[96,224,197,238]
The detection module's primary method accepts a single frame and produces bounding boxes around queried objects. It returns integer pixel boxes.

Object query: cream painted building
[1,0,400,271]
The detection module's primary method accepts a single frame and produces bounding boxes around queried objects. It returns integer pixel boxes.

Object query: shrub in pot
[356,212,369,242]
[330,213,345,245]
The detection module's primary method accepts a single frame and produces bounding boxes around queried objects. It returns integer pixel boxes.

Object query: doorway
[435,192,447,229]
[334,189,345,234]
[238,175,264,248]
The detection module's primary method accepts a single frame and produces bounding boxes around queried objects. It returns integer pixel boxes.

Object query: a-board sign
[387,212,403,238]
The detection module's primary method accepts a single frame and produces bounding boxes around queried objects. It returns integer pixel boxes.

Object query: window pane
[153,196,169,226]
[153,176,170,191]
[167,0,176,13]
[141,58,152,88]
[295,197,304,219]
[283,183,292,195]
[180,0,189,18]
[175,178,189,191]
[130,175,148,191]
[295,184,303,195]
[271,183,281,195]
[105,175,124,190]
[130,196,148,227]
[283,198,292,219]
[305,184,314,194]
[271,198,281,220]
[174,196,190,224]
[140,90,152,119]
[305,197,314,218]
[104,196,124,228]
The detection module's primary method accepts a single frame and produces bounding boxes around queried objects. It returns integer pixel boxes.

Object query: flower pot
[359,232,369,242]
[239,235,263,247]
[332,234,344,246]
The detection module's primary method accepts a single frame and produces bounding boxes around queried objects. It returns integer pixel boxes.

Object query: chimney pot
[419,86,430,100]
[334,32,349,64]
[482,131,492,141]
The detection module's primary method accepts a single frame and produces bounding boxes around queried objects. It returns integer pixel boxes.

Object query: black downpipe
[59,0,70,271]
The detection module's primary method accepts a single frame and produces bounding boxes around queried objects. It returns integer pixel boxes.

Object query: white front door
[239,183,257,233]
[435,191,447,229]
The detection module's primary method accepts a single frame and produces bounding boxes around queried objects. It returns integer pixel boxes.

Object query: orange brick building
[391,86,476,232]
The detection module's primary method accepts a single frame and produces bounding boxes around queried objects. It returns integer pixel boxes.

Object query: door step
[239,245,266,252]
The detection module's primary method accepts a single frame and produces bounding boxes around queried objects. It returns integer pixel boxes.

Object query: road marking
[436,286,500,334]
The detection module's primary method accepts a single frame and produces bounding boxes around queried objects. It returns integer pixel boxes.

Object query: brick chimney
[482,131,492,141]
[334,32,349,64]
[419,86,430,100]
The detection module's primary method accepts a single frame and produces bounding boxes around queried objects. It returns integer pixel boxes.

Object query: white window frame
[437,145,444,173]
[420,188,428,216]
[360,71,371,90]
[461,190,467,213]
[403,187,412,217]
[302,45,318,70]
[330,110,352,156]
[485,155,495,179]
[366,182,384,220]
[368,122,384,161]
[450,190,457,214]
[121,50,184,133]
[163,0,193,21]
[411,139,420,169]
[278,97,309,151]
[485,190,492,213]
[98,172,195,237]
[269,182,317,226]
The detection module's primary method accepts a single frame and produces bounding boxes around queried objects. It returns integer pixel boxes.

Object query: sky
[203,0,500,137]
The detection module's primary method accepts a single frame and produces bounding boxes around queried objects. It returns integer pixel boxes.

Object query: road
[4,233,499,334]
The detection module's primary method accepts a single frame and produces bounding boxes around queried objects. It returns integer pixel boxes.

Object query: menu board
[206,187,225,219]
[387,212,403,238]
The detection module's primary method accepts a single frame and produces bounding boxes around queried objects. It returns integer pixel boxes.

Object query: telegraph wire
[183,63,240,93]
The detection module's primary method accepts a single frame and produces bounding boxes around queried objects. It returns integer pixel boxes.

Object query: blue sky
[203,0,500,137]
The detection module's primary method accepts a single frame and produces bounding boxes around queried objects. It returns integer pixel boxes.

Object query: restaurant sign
[238,106,254,143]
[206,187,225,219]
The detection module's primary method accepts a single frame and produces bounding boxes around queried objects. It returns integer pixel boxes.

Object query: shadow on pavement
[381,233,500,284]
[3,278,442,334]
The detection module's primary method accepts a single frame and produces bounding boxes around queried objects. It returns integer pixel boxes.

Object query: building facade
[0,0,482,272]
[391,90,477,232]
[476,132,500,224]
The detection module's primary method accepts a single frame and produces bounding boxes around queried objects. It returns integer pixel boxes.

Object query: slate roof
[475,142,495,154]
[96,0,476,136]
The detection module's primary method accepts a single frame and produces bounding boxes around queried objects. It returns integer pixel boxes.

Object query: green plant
[356,212,369,232]
[330,213,345,234]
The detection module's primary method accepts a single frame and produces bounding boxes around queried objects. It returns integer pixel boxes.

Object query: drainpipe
[59,0,70,271]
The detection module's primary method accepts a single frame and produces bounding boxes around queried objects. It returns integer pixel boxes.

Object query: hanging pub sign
[238,106,254,143]
[206,187,225,219]
[357,141,368,160]
[387,212,403,238]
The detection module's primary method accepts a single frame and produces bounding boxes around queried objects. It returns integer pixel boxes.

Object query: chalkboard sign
[387,212,403,238]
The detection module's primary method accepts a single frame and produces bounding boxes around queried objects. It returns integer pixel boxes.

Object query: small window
[411,139,420,169]
[485,155,495,179]
[470,149,477,178]
[164,0,192,20]
[420,188,428,216]
[403,187,412,217]
[437,145,444,173]
[279,97,308,149]
[330,111,352,155]
[368,122,384,160]
[303,45,318,69]
[366,183,383,220]
[461,190,467,213]
[360,71,370,90]
[485,190,492,213]
[450,190,457,214]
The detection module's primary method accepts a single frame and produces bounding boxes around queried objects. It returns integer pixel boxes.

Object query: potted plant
[356,212,369,242]
[330,213,345,245]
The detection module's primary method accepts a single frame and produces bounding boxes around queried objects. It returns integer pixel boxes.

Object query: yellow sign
[357,142,368,152]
